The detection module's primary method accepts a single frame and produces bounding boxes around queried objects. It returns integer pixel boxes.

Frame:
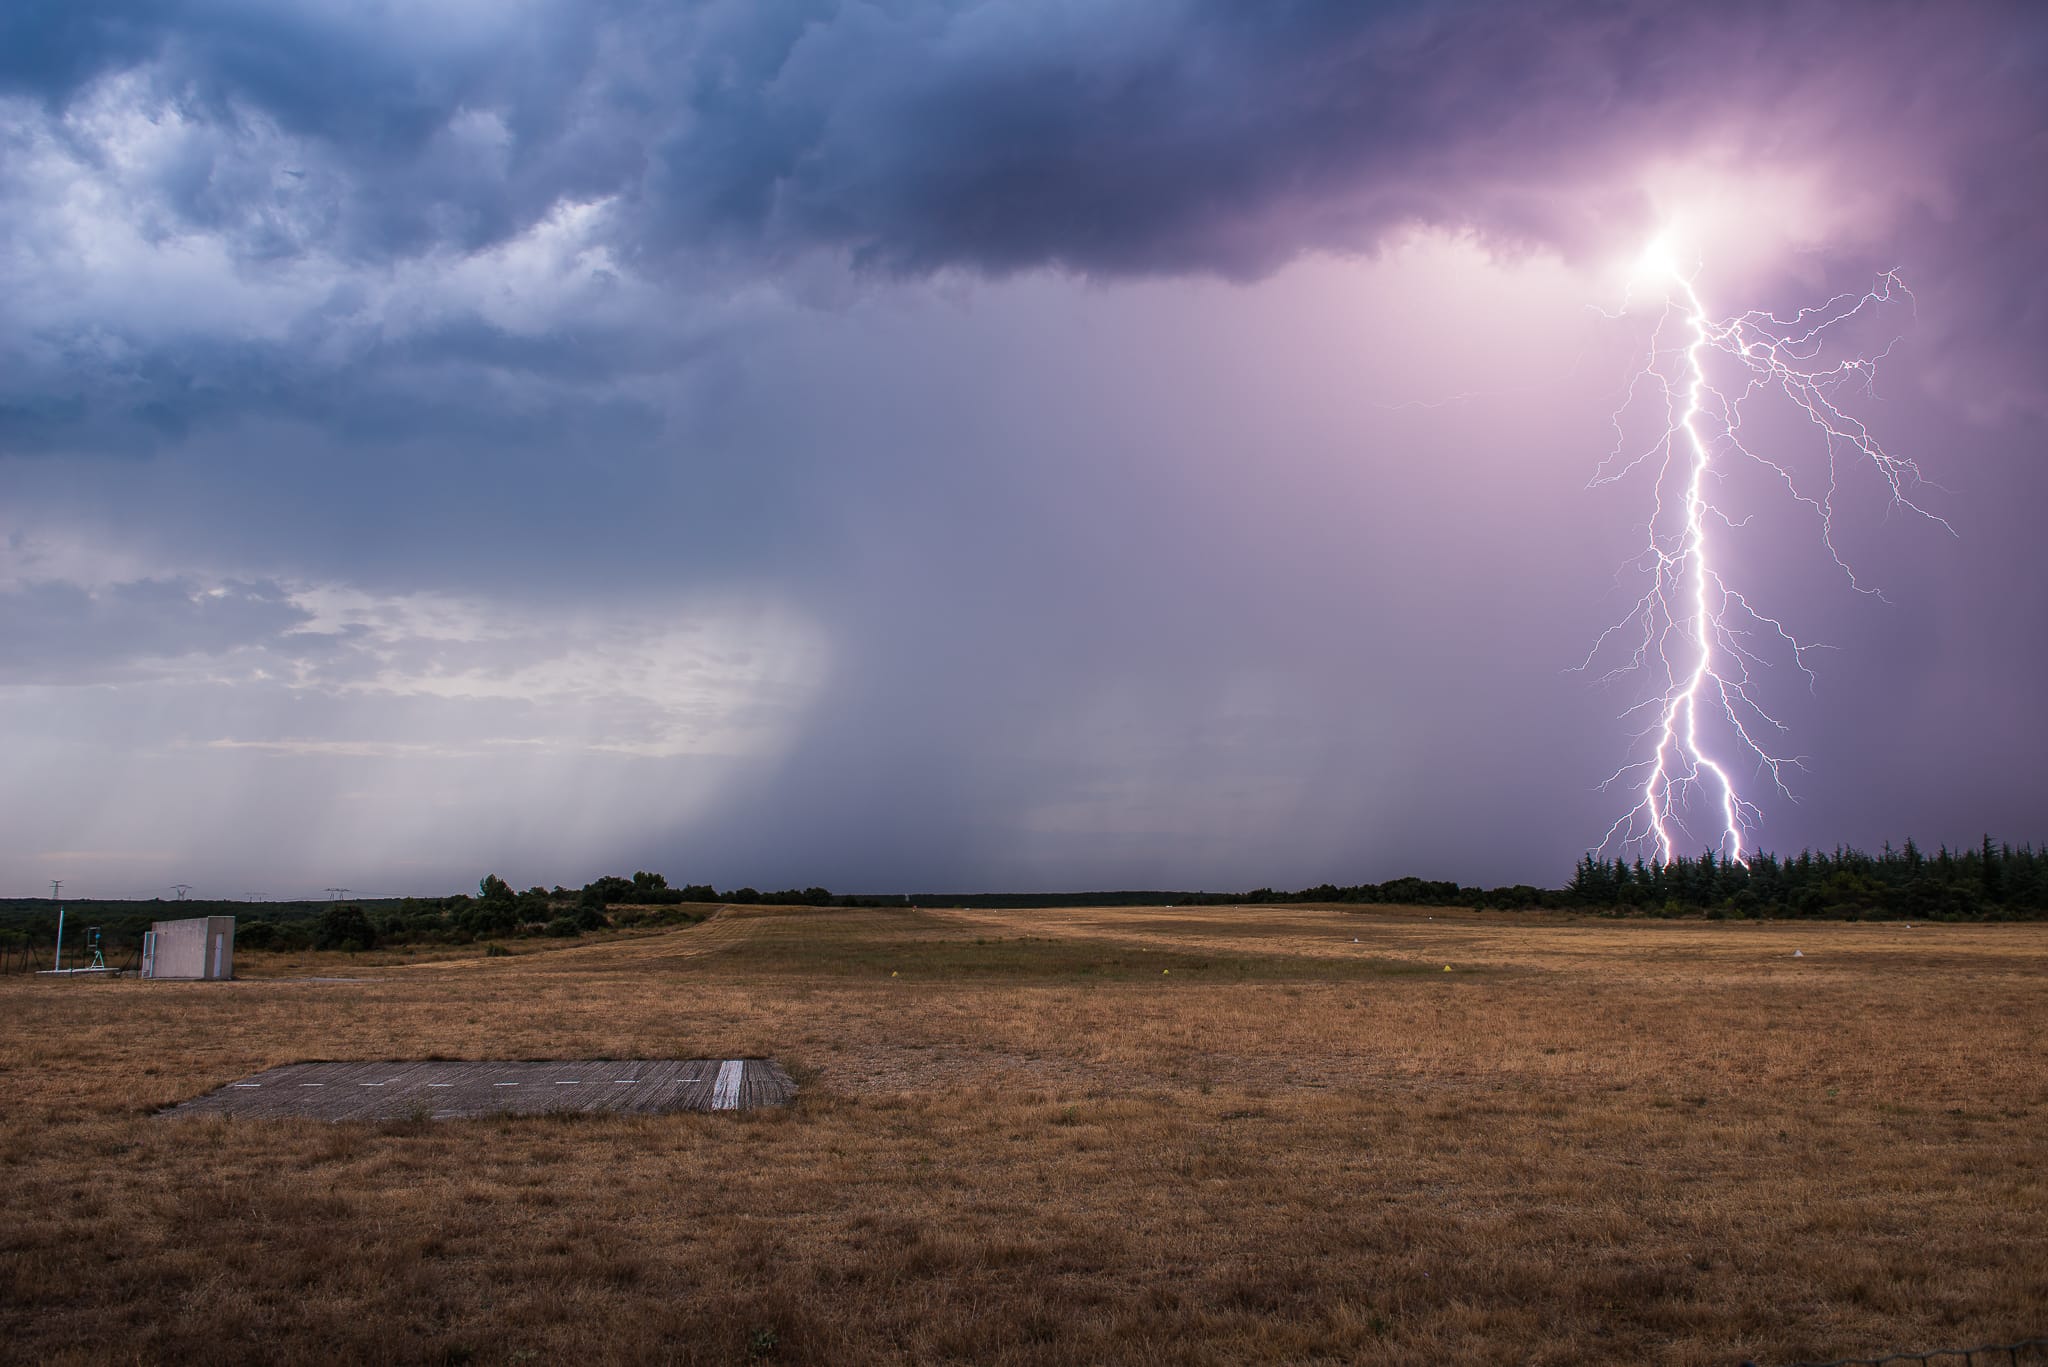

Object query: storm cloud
[5,2,2032,271]
[2,1,2043,894]
[6,1,2044,453]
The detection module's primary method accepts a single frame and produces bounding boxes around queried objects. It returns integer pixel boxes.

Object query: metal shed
[142,915,236,980]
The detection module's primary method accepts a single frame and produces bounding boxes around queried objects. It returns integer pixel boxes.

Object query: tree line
[1179,836,2047,920]
[1553,836,2047,920]
[239,870,882,952]
[5,835,2043,967]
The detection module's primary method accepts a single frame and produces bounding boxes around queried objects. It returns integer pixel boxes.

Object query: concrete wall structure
[142,915,235,980]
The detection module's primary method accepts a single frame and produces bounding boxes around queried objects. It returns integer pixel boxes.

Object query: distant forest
[2,837,2042,964]
[1191,836,2048,922]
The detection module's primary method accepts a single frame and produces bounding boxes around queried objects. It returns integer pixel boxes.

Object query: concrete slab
[162,1059,796,1121]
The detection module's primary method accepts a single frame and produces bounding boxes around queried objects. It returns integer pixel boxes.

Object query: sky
[2,0,2044,898]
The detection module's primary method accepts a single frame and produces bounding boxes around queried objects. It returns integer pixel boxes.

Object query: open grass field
[2,903,2043,1365]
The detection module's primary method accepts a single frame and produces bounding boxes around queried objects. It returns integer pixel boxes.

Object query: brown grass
[2,903,2043,1365]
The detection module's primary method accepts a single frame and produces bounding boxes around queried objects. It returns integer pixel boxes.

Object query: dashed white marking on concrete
[612,1079,638,1084]
[232,1084,261,1088]
[428,1083,453,1088]
[301,1083,324,1087]
[554,1080,581,1085]
[494,1082,519,1087]
[359,1082,386,1087]
[711,1059,745,1111]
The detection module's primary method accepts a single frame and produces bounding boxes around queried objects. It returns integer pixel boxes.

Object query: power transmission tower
[325,887,352,902]
[171,884,192,901]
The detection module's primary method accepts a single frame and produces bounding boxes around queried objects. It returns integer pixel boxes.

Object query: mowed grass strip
[678,905,1474,982]
[1,904,2042,1366]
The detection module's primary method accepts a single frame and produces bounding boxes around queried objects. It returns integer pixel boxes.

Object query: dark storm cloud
[7,1,2037,274]
[621,0,2048,378]
[1,0,621,261]
[3,0,2039,456]
[645,0,1660,275]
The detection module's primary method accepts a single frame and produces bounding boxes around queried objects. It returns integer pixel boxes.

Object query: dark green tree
[314,904,377,952]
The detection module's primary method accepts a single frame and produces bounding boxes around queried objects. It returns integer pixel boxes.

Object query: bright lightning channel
[1585,235,1944,867]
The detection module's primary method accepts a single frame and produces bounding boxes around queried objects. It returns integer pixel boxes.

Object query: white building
[142,915,236,980]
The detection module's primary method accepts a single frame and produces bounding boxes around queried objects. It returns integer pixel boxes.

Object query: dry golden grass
[2,904,2043,1365]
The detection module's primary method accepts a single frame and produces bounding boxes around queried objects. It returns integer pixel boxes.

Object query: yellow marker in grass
[1443,965,1452,972]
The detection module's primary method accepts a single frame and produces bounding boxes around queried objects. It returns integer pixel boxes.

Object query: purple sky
[2,1,2043,897]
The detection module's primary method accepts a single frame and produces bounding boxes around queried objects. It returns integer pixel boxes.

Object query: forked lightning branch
[1585,239,1945,867]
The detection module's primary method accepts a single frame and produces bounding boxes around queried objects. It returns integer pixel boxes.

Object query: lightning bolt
[1584,238,1946,866]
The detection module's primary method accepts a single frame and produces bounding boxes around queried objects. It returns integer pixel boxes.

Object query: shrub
[457,899,518,938]
[544,916,581,938]
[313,905,377,952]
[236,920,280,950]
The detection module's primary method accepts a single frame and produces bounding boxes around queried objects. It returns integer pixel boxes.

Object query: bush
[457,899,519,938]
[236,920,280,950]
[314,904,378,952]
[544,916,581,938]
